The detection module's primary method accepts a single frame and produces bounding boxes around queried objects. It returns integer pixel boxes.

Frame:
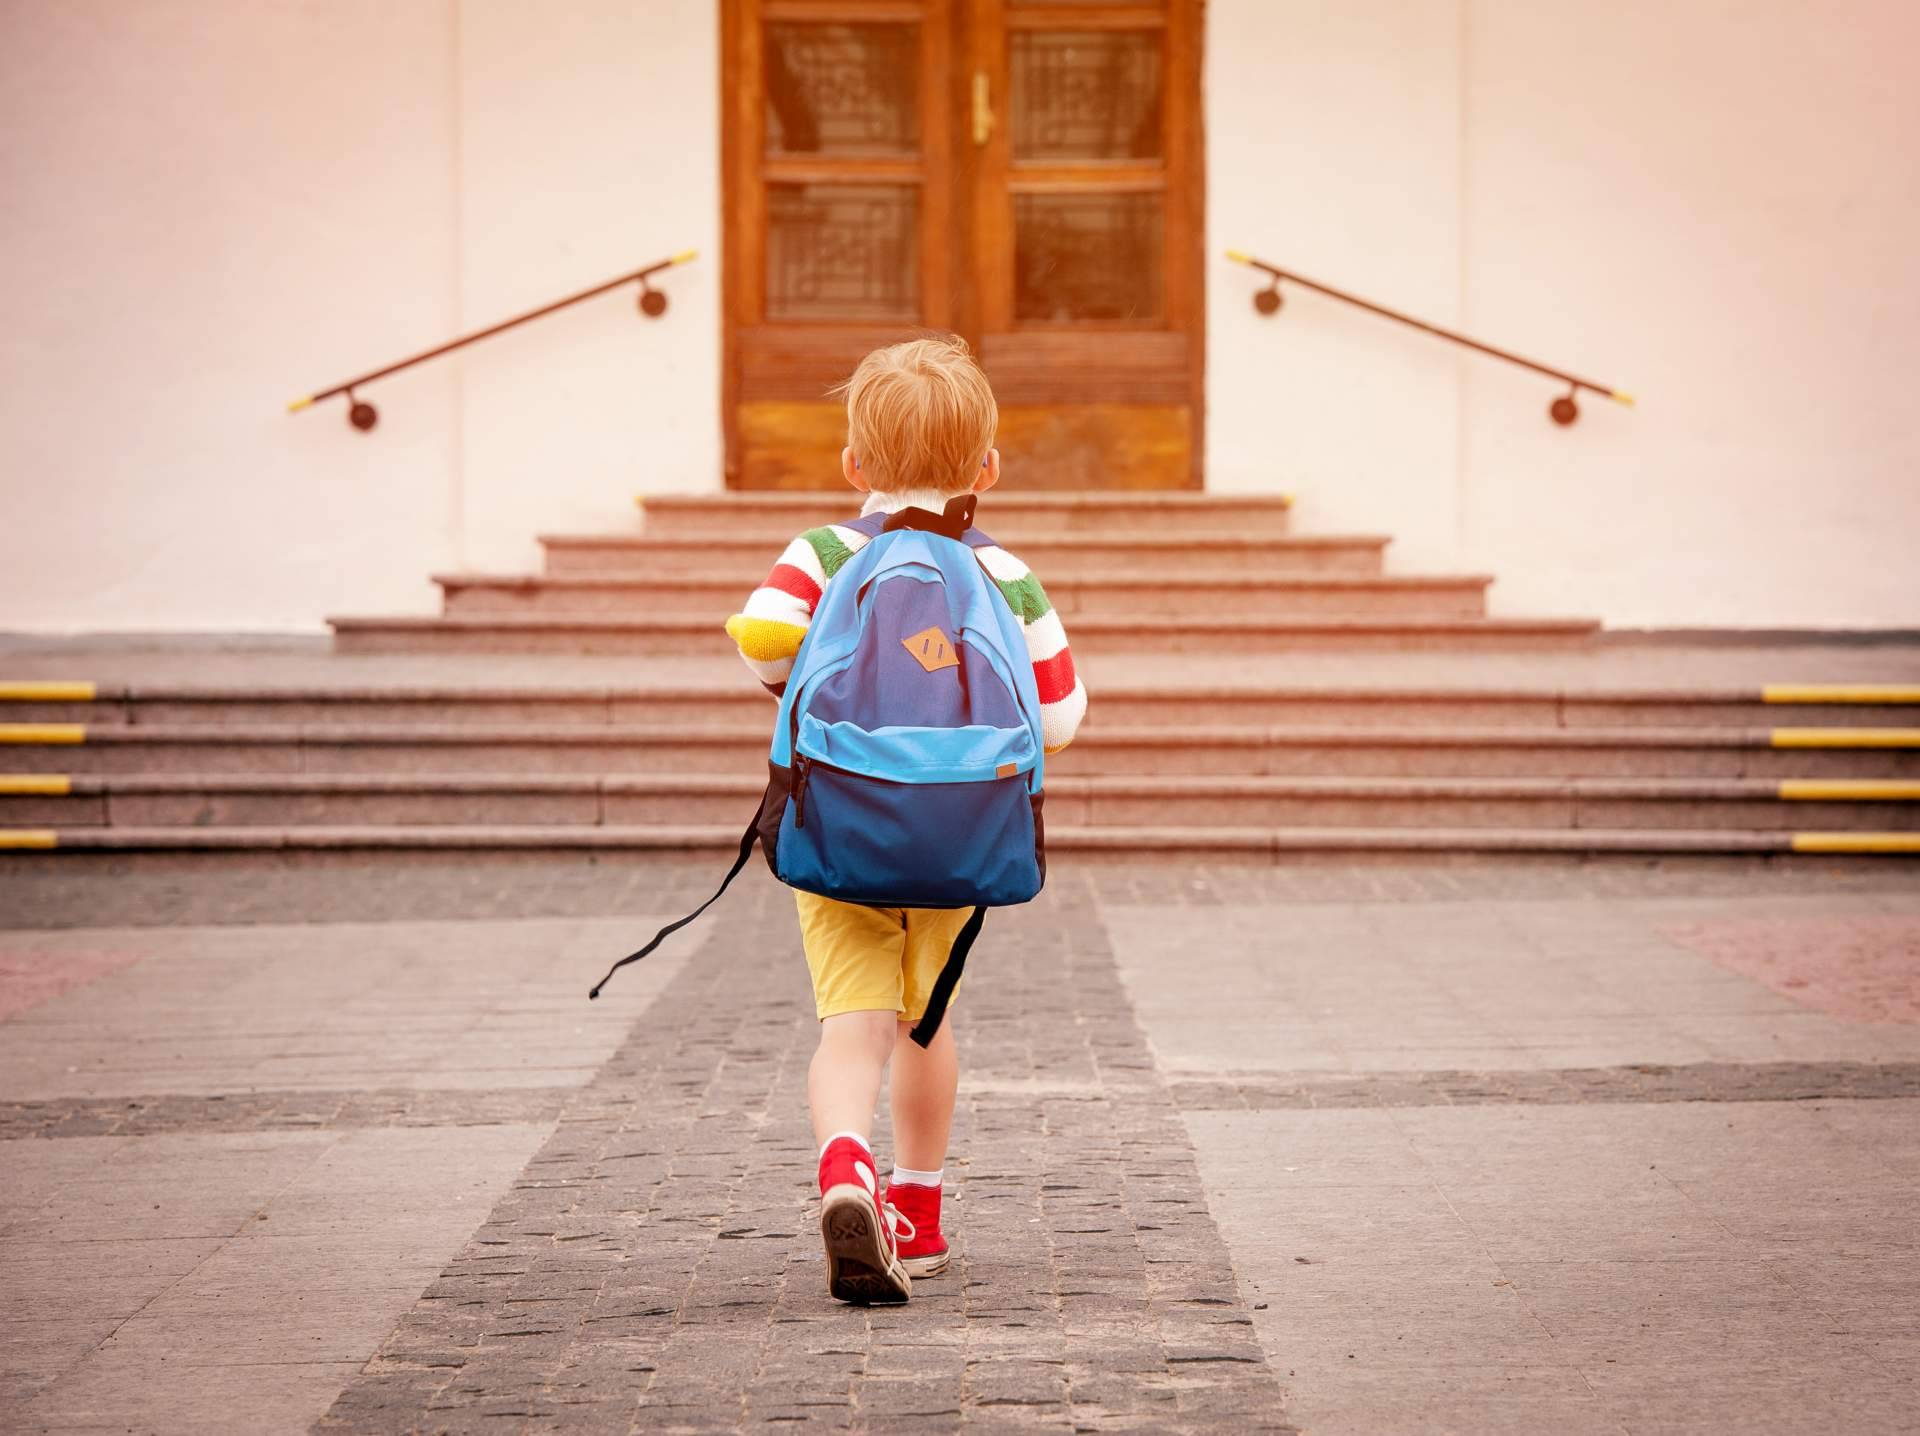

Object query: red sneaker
[817,1137,910,1304]
[883,1181,950,1279]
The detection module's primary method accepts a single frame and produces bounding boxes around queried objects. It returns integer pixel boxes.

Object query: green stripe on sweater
[992,571,1052,623]
[801,525,857,580]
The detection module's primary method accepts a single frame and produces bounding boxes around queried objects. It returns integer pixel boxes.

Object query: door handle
[972,71,994,147]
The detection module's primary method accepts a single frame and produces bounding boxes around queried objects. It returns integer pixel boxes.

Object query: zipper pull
[792,757,809,829]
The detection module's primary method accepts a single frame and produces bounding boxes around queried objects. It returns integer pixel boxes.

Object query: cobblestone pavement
[2,849,1913,932]
[317,876,1289,1435]
[4,859,1918,1433]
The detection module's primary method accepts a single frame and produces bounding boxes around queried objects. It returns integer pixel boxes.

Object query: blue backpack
[591,494,1047,1046]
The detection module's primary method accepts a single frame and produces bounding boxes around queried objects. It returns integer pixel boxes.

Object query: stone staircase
[331,493,1601,655]
[3,490,1917,858]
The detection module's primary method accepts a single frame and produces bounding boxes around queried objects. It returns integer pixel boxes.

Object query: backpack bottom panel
[774,761,1043,909]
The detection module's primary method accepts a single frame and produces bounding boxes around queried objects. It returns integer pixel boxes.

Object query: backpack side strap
[907,904,986,1048]
[588,812,760,998]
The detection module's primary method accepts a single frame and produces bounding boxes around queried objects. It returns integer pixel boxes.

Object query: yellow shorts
[794,890,974,1022]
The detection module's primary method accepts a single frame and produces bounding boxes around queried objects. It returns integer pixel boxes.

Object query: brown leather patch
[902,626,960,673]
[996,762,1018,779]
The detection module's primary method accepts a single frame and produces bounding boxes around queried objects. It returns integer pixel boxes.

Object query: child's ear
[842,446,869,492]
[972,448,1001,495]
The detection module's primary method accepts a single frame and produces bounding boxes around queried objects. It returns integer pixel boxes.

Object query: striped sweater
[724,492,1089,754]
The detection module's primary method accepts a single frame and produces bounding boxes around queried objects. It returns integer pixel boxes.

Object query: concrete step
[6,822,1917,856]
[326,614,1602,656]
[541,533,1388,578]
[8,683,1916,730]
[8,723,1917,778]
[6,774,1916,833]
[433,571,1494,621]
[633,490,1296,541]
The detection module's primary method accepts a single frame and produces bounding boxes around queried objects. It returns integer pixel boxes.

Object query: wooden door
[723,0,1202,489]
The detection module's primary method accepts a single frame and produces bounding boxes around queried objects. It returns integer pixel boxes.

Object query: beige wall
[0,0,718,632]
[4,1,1915,631]
[1208,0,1920,627]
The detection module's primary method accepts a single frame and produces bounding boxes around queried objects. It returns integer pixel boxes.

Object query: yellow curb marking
[1780,780,1920,801]
[0,829,57,850]
[0,775,71,796]
[1771,728,1920,749]
[0,682,96,702]
[1791,832,1920,854]
[0,724,86,744]
[1763,685,1920,705]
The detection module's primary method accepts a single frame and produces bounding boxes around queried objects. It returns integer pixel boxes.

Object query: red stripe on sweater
[1032,646,1077,706]
[762,562,822,609]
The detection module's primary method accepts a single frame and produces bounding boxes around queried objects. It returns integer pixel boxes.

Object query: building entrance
[723,0,1204,489]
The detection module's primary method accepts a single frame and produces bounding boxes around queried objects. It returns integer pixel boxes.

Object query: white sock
[819,1130,871,1159]
[890,1164,943,1189]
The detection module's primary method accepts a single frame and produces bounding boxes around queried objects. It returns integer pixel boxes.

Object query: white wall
[0,0,720,632]
[1209,0,1920,628]
[7,1,1916,631]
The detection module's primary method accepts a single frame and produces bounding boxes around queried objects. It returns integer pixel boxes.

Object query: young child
[725,335,1088,1304]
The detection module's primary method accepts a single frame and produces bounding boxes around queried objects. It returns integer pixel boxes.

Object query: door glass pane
[767,183,920,321]
[765,23,919,155]
[1011,30,1163,161]
[1015,191,1162,322]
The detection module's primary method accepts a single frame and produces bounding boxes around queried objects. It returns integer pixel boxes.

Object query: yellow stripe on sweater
[1763,685,1920,704]
[0,682,96,702]
[1770,729,1920,748]
[725,614,807,663]
[1791,832,1920,854]
[0,725,86,744]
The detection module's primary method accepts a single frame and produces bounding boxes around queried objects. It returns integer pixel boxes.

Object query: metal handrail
[1226,250,1633,427]
[288,250,697,432]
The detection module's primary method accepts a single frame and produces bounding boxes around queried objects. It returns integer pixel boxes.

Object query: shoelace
[882,1199,917,1246]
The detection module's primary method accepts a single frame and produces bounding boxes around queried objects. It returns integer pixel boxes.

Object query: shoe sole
[901,1249,950,1279]
[820,1184,911,1305]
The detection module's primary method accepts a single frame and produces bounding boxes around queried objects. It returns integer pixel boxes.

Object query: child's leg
[889,1015,957,1170]
[808,1009,898,1148]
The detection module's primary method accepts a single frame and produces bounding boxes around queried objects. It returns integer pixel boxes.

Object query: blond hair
[836,335,998,497]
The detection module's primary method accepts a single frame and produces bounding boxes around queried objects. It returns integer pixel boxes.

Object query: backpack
[590,493,1047,1047]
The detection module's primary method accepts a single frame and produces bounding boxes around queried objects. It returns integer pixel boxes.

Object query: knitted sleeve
[724,525,861,695]
[977,545,1088,755]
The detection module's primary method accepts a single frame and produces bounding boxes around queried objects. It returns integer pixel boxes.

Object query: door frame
[719,0,1205,487]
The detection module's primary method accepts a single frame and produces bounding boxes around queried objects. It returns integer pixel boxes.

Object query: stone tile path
[1108,886,1920,1436]
[2,857,1917,1433]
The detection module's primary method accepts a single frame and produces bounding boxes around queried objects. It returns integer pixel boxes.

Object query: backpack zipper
[792,755,810,829]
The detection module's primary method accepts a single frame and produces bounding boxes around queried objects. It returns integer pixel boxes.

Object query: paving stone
[290,871,1293,1432]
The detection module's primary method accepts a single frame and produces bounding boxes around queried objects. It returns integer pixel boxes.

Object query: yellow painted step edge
[0,775,71,795]
[1791,832,1920,854]
[1771,728,1920,749]
[0,829,57,850]
[1780,780,1920,800]
[0,682,96,702]
[1764,685,1920,704]
[0,724,86,744]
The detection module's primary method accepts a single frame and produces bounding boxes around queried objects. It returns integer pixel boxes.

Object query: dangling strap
[588,813,759,998]
[907,904,986,1048]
